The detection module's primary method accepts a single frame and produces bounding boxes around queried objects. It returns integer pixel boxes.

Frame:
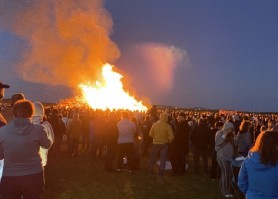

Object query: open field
[44,149,221,199]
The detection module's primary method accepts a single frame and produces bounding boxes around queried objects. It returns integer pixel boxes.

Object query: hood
[31,102,44,124]
[7,117,34,136]
[32,102,44,118]
[246,151,274,171]
[222,121,234,131]
[159,113,169,123]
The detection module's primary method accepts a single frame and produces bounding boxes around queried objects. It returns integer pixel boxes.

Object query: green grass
[44,149,221,199]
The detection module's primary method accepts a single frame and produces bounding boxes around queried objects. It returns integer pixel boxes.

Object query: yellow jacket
[149,113,174,144]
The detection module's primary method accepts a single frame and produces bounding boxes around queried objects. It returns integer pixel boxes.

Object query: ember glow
[79,64,148,111]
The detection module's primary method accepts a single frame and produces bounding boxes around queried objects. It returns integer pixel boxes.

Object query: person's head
[121,111,129,119]
[198,118,205,126]
[52,109,59,116]
[131,116,137,124]
[222,121,234,134]
[159,112,169,123]
[72,113,79,120]
[0,81,10,100]
[13,100,34,118]
[239,120,250,133]
[251,130,278,166]
[260,125,267,132]
[215,121,223,130]
[232,114,240,122]
[108,111,117,120]
[177,111,186,122]
[144,115,150,121]
[11,93,25,107]
[268,120,276,130]
[32,101,45,119]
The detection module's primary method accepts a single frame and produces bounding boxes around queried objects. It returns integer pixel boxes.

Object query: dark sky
[1,0,278,112]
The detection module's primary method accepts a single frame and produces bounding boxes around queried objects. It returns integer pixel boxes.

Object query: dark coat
[172,120,190,155]
[190,124,211,149]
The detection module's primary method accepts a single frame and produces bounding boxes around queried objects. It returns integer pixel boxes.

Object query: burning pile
[79,63,147,111]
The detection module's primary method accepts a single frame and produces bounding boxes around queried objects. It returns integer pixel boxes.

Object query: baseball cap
[0,81,10,89]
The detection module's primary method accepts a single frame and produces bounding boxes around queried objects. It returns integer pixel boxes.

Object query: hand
[224,129,233,136]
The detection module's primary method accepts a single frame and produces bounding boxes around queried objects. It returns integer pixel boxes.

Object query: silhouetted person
[190,118,211,175]
[170,112,190,176]
[0,81,10,127]
[49,109,66,156]
[104,112,119,171]
[2,93,25,123]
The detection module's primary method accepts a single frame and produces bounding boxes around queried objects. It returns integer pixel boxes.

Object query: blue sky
[1,0,278,112]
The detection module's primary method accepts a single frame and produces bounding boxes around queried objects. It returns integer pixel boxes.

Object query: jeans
[149,143,168,176]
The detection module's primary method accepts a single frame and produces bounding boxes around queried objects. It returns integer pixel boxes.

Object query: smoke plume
[118,42,189,96]
[0,0,120,88]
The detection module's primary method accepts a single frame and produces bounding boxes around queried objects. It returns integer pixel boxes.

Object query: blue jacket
[238,152,278,199]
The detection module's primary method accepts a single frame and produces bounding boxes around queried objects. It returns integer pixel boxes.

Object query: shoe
[224,194,233,198]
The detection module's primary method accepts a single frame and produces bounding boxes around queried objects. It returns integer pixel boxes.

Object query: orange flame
[79,63,148,111]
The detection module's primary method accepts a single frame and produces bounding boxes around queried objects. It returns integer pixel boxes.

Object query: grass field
[44,148,222,199]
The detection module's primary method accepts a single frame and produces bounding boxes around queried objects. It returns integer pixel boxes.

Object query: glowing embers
[80,64,147,111]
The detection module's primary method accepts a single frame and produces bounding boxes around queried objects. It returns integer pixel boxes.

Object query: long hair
[0,113,6,125]
[251,130,278,166]
[239,120,250,133]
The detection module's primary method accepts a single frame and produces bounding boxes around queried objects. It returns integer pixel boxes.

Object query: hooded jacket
[0,117,52,176]
[149,113,174,144]
[31,102,54,167]
[238,152,278,199]
[215,122,234,161]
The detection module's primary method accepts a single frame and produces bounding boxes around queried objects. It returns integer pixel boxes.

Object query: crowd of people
[1,81,278,199]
